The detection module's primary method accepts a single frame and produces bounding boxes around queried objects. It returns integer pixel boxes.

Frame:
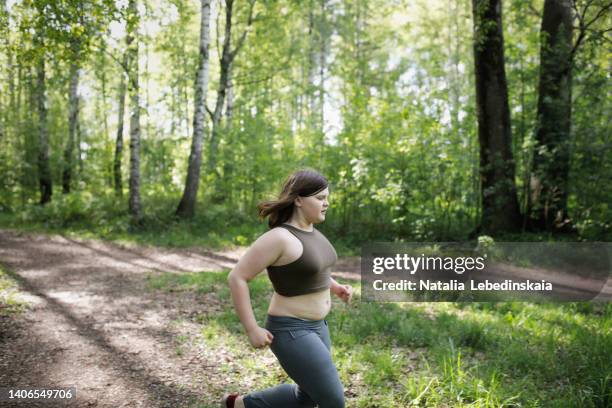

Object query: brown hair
[258,169,329,229]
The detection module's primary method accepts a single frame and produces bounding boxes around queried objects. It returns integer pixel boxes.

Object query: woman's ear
[294,196,302,207]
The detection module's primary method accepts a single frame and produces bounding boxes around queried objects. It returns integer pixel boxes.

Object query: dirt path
[0,229,359,407]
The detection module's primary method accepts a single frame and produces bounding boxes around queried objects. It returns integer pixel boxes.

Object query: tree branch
[91,44,129,75]
[570,1,611,62]
[229,0,256,61]
[527,3,541,19]
[584,2,611,29]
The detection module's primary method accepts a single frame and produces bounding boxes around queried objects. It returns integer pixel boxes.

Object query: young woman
[222,169,353,408]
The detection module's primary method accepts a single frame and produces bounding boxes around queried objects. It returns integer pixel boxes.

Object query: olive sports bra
[266,223,338,297]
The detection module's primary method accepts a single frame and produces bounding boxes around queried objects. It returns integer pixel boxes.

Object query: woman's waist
[269,289,330,309]
[268,289,331,322]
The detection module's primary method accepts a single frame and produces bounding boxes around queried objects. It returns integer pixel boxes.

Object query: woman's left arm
[330,277,353,304]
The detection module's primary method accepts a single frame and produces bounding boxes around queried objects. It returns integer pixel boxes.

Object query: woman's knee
[319,393,344,408]
[318,386,345,408]
[295,385,316,407]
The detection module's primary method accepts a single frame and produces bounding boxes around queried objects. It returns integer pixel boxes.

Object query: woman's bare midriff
[267,288,331,321]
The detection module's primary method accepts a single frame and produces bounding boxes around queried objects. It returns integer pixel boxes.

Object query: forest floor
[1,228,611,407]
[0,228,359,407]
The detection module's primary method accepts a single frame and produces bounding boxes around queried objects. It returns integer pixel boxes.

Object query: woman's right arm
[227,230,284,347]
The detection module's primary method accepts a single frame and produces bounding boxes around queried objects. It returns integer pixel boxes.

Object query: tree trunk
[176,0,212,218]
[182,47,190,139]
[99,42,111,188]
[77,116,83,175]
[127,0,142,221]
[222,60,235,203]
[25,66,36,200]
[225,62,233,125]
[207,0,255,175]
[62,52,80,194]
[207,0,233,175]
[471,0,521,233]
[528,0,573,231]
[36,33,52,205]
[114,51,128,196]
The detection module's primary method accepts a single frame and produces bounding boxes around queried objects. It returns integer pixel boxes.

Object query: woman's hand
[247,326,274,348]
[332,283,353,304]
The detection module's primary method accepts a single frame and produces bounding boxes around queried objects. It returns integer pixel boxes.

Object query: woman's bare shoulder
[232,227,292,279]
[252,226,293,248]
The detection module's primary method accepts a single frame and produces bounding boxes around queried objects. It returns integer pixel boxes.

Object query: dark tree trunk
[471,0,521,234]
[528,0,573,231]
[35,33,52,205]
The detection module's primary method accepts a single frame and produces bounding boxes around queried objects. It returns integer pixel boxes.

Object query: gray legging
[242,314,345,408]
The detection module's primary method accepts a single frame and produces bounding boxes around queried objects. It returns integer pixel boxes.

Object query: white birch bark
[176,0,212,218]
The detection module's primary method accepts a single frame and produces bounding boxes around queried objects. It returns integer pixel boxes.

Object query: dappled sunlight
[0,230,269,406]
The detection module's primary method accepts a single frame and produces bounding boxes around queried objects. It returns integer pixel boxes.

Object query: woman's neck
[286,217,313,231]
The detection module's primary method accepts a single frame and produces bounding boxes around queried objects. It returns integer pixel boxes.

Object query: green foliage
[14,190,128,231]
[0,189,283,253]
[0,0,609,241]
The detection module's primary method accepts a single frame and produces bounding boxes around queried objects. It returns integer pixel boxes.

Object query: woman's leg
[242,328,344,408]
[320,319,332,351]
[238,384,303,407]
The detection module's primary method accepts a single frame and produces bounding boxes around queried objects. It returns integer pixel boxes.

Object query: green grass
[147,269,612,407]
[0,265,29,316]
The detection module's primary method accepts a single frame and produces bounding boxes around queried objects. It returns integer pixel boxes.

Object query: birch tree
[176,0,212,218]
[206,0,255,175]
[114,51,128,195]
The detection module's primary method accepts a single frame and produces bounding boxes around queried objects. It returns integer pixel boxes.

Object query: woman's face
[296,187,330,224]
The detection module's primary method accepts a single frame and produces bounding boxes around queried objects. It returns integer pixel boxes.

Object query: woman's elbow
[227,270,246,285]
